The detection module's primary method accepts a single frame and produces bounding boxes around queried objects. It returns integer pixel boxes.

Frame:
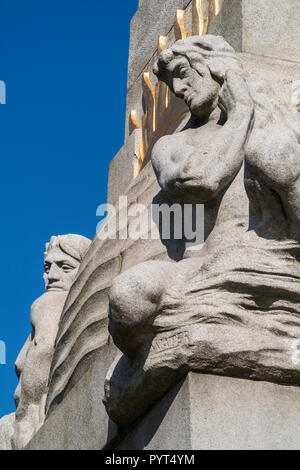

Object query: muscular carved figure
[0,234,91,450]
[104,36,300,429]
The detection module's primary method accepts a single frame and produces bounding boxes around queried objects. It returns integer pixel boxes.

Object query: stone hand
[218,69,254,118]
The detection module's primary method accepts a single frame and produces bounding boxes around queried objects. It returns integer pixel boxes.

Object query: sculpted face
[163,55,220,117]
[43,246,80,292]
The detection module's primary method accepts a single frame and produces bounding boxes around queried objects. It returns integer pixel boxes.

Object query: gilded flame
[174,10,186,40]
[192,0,208,36]
[214,0,221,15]
[129,110,141,134]
[157,35,167,55]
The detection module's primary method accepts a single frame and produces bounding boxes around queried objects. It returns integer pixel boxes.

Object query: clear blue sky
[0,0,138,416]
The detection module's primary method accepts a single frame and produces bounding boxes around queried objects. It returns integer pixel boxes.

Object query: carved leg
[109,260,178,359]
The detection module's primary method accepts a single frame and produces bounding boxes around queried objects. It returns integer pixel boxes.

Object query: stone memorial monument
[104,31,300,430]
[1,0,300,450]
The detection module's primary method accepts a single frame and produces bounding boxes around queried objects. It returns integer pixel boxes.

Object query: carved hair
[154,35,299,138]
[44,234,91,262]
[153,35,242,83]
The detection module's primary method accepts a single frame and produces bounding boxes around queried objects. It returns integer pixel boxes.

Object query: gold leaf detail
[192,0,208,36]
[157,35,167,55]
[129,110,141,134]
[174,10,186,40]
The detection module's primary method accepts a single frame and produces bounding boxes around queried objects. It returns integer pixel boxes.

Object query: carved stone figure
[104,35,300,429]
[0,235,91,450]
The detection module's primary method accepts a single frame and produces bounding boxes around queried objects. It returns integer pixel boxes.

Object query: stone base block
[113,372,300,450]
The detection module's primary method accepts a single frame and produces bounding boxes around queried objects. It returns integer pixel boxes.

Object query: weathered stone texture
[115,373,300,450]
[107,130,140,205]
[45,161,185,417]
[27,345,118,450]
[127,0,193,91]
[0,414,15,450]
[209,0,300,63]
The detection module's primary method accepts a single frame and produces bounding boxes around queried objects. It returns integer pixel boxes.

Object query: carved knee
[108,261,177,358]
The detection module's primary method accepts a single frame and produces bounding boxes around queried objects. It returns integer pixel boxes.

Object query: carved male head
[153,35,241,117]
[43,234,91,292]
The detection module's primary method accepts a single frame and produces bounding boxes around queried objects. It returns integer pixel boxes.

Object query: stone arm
[152,70,254,202]
[245,84,300,240]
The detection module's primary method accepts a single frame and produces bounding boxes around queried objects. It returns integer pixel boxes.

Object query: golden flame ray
[192,0,209,36]
[174,10,186,40]
[157,35,167,55]
[214,0,221,16]
[129,110,141,134]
